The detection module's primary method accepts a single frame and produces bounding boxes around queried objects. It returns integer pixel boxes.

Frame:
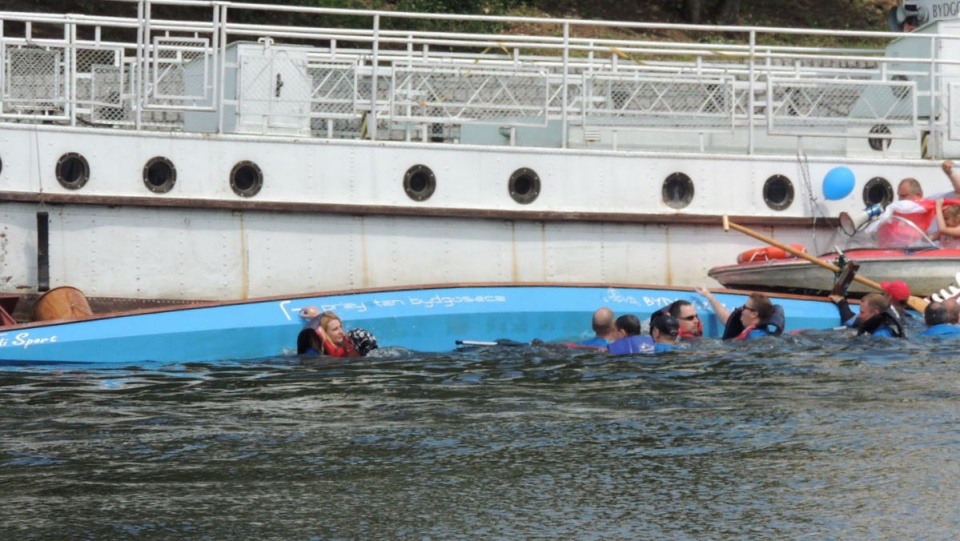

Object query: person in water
[650,314,680,353]
[945,297,960,324]
[607,314,655,354]
[697,288,784,340]
[880,280,913,319]
[578,307,619,347]
[919,301,960,337]
[649,299,702,339]
[830,292,905,338]
[297,307,378,356]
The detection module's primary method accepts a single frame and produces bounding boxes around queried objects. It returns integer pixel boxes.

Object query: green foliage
[382,0,528,33]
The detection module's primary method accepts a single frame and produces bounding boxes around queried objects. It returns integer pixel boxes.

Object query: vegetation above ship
[23,0,897,32]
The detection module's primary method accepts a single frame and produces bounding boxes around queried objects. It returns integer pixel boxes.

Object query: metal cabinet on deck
[184,41,312,136]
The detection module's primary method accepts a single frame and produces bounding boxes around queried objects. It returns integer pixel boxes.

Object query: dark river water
[3,330,960,540]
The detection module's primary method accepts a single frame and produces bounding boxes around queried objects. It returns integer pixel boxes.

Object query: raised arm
[943,160,960,197]
[695,286,731,325]
[935,198,960,239]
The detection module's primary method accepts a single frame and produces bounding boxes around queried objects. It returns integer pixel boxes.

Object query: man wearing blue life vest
[830,292,905,338]
[607,314,655,354]
[697,288,784,340]
[919,301,960,337]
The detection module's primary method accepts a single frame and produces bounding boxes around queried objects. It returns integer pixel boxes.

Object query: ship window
[55,153,90,190]
[863,177,893,207]
[891,75,910,100]
[230,161,263,198]
[143,157,177,194]
[868,125,892,151]
[662,172,694,209]
[508,168,540,205]
[403,164,436,202]
[763,174,794,211]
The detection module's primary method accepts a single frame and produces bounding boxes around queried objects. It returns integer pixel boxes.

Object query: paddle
[722,216,930,313]
[455,339,527,347]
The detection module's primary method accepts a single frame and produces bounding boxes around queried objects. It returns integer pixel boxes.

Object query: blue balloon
[822,166,855,200]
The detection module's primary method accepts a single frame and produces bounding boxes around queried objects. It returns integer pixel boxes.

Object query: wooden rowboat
[709,248,960,298]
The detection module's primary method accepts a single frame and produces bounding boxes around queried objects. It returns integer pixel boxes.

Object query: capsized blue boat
[0,284,844,366]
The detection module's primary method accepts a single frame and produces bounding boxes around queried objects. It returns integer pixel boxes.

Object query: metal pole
[369,14,379,140]
[37,212,49,292]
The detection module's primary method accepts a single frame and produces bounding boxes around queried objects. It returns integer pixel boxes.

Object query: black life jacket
[722,304,785,340]
[297,327,322,354]
[857,309,906,338]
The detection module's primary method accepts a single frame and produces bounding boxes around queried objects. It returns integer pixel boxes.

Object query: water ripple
[3,336,960,539]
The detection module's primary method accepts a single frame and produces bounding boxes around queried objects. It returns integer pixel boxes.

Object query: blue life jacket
[577,336,611,347]
[608,335,655,355]
[920,324,960,337]
[654,342,678,353]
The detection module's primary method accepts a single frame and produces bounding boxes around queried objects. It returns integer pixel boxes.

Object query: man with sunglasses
[649,300,703,339]
[697,288,785,340]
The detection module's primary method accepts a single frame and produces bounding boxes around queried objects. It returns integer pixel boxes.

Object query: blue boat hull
[0,285,842,365]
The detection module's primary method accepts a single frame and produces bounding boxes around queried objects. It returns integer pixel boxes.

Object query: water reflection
[2,335,960,539]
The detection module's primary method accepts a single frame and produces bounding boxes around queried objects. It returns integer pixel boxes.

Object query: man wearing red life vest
[867,172,960,248]
[867,178,935,248]
[867,178,936,248]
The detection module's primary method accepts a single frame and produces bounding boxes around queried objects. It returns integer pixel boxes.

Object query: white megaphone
[839,204,883,236]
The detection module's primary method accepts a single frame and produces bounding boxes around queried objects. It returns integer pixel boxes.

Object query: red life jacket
[734,325,756,341]
[878,198,960,247]
[319,333,360,357]
[678,323,702,338]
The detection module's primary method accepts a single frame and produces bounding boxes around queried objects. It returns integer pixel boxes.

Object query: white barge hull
[2,2,960,303]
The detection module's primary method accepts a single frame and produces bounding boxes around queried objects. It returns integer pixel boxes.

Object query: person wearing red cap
[881,280,912,318]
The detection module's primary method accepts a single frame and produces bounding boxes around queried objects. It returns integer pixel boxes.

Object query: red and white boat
[708,246,960,298]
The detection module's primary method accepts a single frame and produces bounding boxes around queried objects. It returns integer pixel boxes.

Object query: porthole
[661,172,694,210]
[868,124,892,151]
[508,167,540,205]
[0,156,3,177]
[230,161,263,198]
[403,164,436,202]
[763,174,794,211]
[890,75,910,100]
[143,156,176,194]
[862,176,893,207]
[55,152,90,190]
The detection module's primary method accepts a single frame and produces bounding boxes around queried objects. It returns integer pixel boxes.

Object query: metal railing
[1,0,958,156]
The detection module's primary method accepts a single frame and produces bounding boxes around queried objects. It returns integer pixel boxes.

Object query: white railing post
[136,0,146,130]
[369,14,379,141]
[561,21,569,149]
[67,19,75,127]
[748,29,756,155]
[928,34,940,159]
[217,3,227,135]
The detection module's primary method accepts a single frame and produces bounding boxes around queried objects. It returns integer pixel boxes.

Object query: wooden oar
[722,216,930,313]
